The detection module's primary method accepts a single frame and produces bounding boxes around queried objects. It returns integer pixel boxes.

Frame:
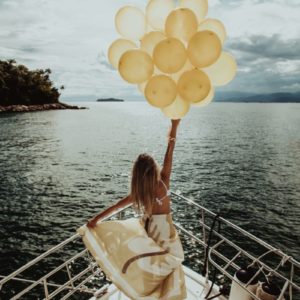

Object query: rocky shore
[0,102,87,113]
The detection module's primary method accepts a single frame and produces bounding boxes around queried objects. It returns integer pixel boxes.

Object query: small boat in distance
[0,192,299,299]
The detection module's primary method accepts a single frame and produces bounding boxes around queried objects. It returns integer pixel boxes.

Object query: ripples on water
[0,102,299,281]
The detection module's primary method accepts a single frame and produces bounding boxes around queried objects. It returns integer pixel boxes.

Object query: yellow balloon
[119,50,154,84]
[202,52,237,86]
[193,86,215,107]
[178,69,211,103]
[153,38,187,74]
[188,30,222,68]
[145,75,177,108]
[162,96,190,119]
[146,22,154,33]
[141,31,166,56]
[199,19,226,44]
[165,8,198,42]
[179,0,208,23]
[108,39,137,69]
[138,81,147,94]
[146,0,175,31]
[137,66,163,94]
[115,6,146,40]
[172,59,194,82]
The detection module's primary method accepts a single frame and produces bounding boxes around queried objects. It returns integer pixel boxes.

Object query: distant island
[97,98,124,102]
[0,59,86,113]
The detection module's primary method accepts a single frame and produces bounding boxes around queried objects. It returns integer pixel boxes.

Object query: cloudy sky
[0,0,299,101]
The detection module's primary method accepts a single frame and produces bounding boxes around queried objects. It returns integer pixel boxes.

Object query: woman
[87,119,181,227]
[86,119,186,299]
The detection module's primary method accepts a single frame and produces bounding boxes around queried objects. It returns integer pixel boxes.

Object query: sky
[0,0,299,101]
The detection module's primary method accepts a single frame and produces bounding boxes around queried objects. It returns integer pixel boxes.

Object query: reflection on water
[0,102,299,276]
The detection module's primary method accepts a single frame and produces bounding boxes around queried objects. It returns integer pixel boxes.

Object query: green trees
[0,60,61,106]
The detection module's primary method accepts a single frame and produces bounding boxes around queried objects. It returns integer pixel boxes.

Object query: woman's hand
[171,119,181,127]
[87,218,98,229]
[87,214,105,228]
[86,195,132,229]
[167,119,180,139]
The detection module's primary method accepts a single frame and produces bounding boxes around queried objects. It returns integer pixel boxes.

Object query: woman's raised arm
[87,194,132,228]
[160,119,181,186]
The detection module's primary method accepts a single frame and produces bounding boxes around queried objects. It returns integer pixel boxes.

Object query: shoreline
[0,102,87,113]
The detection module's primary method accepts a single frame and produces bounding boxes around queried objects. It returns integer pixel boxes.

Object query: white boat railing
[172,193,300,299]
[0,193,299,299]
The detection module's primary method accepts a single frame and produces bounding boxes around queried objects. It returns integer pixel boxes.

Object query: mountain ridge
[62,92,300,103]
[214,91,300,103]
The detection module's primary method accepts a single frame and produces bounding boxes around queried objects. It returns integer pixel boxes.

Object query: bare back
[151,177,171,215]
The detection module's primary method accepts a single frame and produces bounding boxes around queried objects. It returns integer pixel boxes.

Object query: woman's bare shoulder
[160,173,170,188]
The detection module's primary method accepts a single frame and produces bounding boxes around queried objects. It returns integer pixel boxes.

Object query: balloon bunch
[108,0,237,119]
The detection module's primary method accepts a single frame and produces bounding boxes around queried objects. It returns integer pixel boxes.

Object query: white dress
[78,180,187,299]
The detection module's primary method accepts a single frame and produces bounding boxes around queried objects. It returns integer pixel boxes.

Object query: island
[97,98,124,102]
[0,59,86,113]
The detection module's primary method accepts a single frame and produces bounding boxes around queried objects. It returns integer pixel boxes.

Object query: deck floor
[93,266,226,300]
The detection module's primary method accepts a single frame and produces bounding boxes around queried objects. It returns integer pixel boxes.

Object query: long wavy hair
[131,153,160,215]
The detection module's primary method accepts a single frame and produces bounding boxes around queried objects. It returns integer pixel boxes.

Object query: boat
[0,192,299,299]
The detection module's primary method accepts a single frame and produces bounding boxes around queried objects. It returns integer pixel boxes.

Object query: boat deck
[90,266,226,300]
[0,192,299,299]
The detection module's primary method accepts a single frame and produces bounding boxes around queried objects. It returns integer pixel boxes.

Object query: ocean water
[0,102,299,284]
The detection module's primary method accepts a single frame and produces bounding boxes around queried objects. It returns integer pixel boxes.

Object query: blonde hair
[131,153,160,215]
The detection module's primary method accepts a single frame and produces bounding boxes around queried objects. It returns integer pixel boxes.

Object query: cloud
[0,0,135,99]
[0,0,299,99]
[220,60,300,94]
[227,34,300,60]
[209,0,300,39]
[212,0,299,8]
[220,33,300,93]
[97,51,115,71]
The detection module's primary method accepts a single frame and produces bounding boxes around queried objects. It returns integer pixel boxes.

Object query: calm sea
[0,102,299,279]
